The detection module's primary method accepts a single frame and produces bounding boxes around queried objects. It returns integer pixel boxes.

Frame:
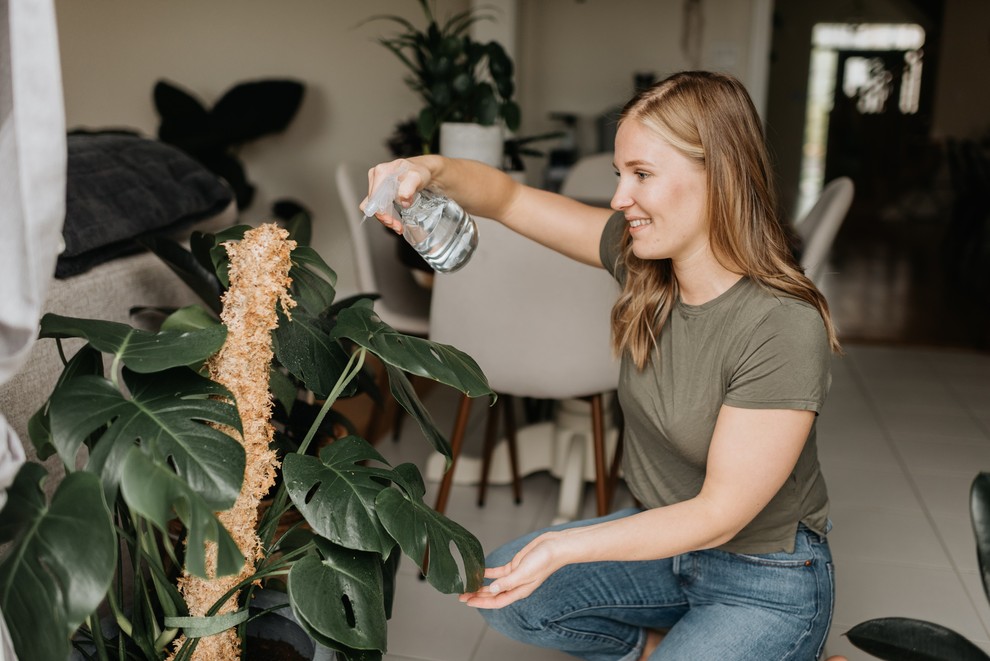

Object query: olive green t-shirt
[599,212,831,553]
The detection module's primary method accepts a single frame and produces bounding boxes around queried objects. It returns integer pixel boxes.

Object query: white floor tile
[827,504,952,569]
[932,514,981,573]
[384,568,488,660]
[832,558,987,646]
[821,461,923,512]
[895,438,990,477]
[912,471,976,518]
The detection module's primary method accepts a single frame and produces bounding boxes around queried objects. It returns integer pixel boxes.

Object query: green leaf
[28,343,104,460]
[473,84,498,125]
[288,539,388,654]
[846,617,990,660]
[376,463,484,593]
[331,300,492,398]
[971,473,990,604]
[208,224,251,288]
[0,466,116,661]
[502,100,521,132]
[49,367,244,510]
[273,307,352,400]
[290,245,338,316]
[120,449,244,578]
[39,313,227,374]
[283,437,396,556]
[269,366,298,416]
[161,305,221,332]
[383,363,452,460]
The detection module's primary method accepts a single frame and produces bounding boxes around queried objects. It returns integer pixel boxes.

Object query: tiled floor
[373,343,990,660]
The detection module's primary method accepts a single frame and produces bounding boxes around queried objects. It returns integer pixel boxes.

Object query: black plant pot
[69,590,336,661]
[247,589,337,661]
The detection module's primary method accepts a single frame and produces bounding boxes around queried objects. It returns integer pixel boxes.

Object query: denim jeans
[479,508,835,661]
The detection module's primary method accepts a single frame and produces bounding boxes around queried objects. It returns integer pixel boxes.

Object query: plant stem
[298,347,366,456]
[261,347,367,551]
[86,613,110,661]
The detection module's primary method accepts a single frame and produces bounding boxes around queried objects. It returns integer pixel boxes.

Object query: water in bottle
[396,189,478,273]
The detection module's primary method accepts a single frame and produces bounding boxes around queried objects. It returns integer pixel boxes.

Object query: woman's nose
[610,186,630,212]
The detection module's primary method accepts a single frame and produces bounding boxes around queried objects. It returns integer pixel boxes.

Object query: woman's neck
[673,252,743,306]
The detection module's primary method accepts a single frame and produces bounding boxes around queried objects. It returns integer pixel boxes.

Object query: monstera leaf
[48,367,244,511]
[282,437,397,556]
[377,463,485,594]
[0,466,116,661]
[332,300,491,397]
[38,313,227,374]
[846,617,990,660]
[971,472,990,604]
[120,449,243,578]
[288,538,388,656]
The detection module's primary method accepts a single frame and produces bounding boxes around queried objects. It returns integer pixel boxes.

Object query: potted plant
[0,221,493,661]
[365,0,521,166]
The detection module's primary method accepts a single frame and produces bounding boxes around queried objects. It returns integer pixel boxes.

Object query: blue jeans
[479,508,835,661]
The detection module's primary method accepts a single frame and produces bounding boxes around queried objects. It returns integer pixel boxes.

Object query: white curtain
[0,0,66,654]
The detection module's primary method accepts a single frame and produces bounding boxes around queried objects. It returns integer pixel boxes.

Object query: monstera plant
[0,221,492,661]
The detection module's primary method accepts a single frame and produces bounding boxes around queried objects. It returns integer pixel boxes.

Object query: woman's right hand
[360,157,435,235]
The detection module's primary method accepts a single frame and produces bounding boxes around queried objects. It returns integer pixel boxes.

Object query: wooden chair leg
[433,393,473,516]
[590,393,610,516]
[477,396,500,507]
[502,395,523,505]
[478,394,524,507]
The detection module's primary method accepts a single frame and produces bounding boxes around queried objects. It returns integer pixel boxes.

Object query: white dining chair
[795,176,855,286]
[560,152,616,207]
[428,217,623,523]
[335,162,431,335]
[336,162,432,441]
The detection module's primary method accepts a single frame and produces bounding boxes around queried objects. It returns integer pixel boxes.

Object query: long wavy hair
[610,71,841,369]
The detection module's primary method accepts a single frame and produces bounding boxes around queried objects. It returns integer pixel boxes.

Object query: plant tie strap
[164,610,249,638]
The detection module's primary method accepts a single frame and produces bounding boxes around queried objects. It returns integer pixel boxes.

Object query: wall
[516,0,764,161]
[54,0,469,297]
[54,0,767,296]
[931,0,990,140]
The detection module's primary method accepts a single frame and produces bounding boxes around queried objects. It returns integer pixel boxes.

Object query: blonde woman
[365,71,839,660]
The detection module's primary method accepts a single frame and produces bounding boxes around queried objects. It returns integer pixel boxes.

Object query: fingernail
[489,582,500,594]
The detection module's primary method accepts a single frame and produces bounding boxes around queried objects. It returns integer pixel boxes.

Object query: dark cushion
[56,132,234,278]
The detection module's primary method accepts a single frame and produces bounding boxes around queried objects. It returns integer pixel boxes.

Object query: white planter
[439,122,504,168]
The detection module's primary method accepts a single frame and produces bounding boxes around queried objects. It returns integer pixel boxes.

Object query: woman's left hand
[459,532,565,609]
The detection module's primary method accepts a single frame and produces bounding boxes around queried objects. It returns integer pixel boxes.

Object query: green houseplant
[365,0,521,155]
[0,221,493,661]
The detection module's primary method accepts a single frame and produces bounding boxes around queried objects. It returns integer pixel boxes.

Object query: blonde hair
[610,71,841,369]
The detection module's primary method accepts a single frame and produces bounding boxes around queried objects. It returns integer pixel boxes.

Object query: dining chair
[794,176,855,286]
[428,217,623,522]
[336,162,432,440]
[560,151,616,207]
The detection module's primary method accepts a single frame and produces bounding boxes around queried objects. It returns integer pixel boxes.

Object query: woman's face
[610,119,709,264]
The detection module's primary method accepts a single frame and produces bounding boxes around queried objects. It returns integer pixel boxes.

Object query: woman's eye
[636,171,650,181]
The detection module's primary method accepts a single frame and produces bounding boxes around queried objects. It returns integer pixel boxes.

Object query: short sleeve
[724,301,831,412]
[599,211,626,281]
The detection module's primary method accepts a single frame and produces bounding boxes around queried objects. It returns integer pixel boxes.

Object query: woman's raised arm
[361,155,614,267]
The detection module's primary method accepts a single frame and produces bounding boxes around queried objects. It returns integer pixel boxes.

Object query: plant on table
[0,221,492,661]
[365,0,521,154]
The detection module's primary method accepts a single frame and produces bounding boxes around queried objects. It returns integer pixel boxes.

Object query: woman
[364,71,840,660]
